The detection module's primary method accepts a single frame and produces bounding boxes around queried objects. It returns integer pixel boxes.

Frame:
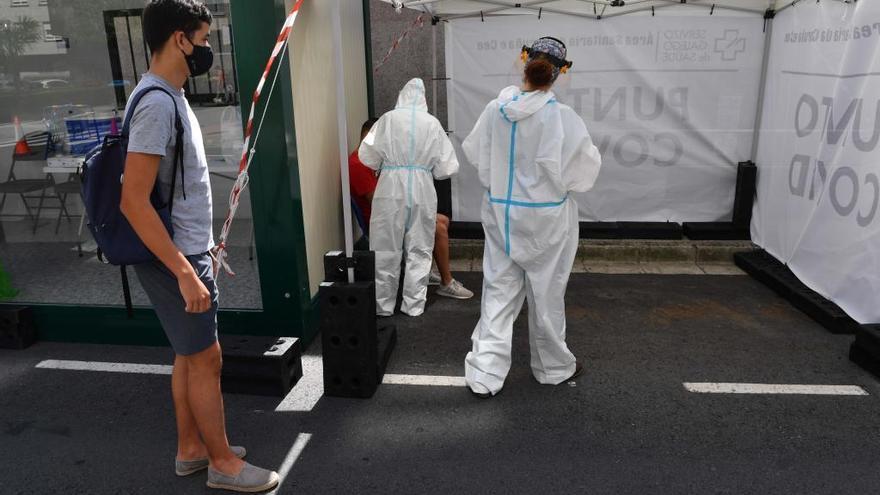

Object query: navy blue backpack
[81,86,184,313]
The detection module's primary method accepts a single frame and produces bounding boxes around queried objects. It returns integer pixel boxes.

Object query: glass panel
[0,1,260,309]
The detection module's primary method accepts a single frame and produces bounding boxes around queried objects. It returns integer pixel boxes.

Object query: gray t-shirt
[126,73,214,256]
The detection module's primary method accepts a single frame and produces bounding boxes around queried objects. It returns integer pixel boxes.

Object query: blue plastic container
[65,113,121,156]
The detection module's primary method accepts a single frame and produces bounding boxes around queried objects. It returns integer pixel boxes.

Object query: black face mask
[182,37,214,77]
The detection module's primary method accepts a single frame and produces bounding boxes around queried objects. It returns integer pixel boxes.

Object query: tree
[0,16,41,88]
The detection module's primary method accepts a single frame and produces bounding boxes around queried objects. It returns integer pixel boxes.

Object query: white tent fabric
[753,0,880,324]
[445,9,766,222]
[379,0,796,223]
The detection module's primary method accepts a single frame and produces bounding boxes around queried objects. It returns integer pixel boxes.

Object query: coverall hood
[395,78,429,112]
[496,85,556,123]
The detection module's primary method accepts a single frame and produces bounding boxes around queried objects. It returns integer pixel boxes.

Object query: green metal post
[229,0,316,342]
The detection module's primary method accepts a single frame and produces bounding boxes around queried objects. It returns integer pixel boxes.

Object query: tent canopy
[382,0,804,20]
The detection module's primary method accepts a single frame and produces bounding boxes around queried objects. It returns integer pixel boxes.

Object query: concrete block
[580,244,640,263]
[448,259,472,272]
[584,263,644,274]
[638,243,695,263]
[698,263,747,276]
[695,242,754,264]
[640,263,704,275]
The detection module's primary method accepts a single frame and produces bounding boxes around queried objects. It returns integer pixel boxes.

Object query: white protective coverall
[462,86,602,394]
[358,78,459,316]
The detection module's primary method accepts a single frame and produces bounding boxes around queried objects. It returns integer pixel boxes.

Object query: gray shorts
[134,252,219,356]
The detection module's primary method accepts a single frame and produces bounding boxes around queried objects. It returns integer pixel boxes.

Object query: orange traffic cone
[12,116,31,156]
[110,112,119,135]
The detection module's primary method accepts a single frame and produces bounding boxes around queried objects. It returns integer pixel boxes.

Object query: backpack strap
[122,86,186,212]
[120,265,134,319]
[117,86,186,317]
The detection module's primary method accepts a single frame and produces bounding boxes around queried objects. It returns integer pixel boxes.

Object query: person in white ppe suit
[462,37,602,397]
[359,78,460,317]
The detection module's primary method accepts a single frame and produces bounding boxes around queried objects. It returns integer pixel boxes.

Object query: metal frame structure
[386,0,856,20]
[370,0,859,239]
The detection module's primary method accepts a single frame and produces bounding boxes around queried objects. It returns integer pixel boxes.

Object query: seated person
[350,119,473,300]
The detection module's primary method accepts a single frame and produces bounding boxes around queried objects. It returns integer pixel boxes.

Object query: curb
[449,239,754,264]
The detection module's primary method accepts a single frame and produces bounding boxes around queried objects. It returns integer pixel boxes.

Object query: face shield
[512,36,575,98]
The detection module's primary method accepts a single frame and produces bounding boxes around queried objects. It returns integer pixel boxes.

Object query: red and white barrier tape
[212,0,303,277]
[373,14,426,73]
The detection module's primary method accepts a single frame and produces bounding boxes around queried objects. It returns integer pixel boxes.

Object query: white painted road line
[268,433,312,495]
[382,374,466,387]
[36,359,173,375]
[35,359,466,414]
[684,382,869,396]
[275,368,465,412]
[275,355,324,413]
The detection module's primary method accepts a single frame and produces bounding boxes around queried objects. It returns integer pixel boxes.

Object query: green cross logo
[714,29,746,61]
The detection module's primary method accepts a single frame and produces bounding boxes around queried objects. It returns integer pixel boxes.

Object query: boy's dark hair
[361,118,379,139]
[143,0,212,54]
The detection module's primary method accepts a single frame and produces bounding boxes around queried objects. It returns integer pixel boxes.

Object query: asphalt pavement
[1,272,878,494]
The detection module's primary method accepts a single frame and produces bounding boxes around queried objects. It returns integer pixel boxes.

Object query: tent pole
[775,1,798,14]
[441,0,766,21]
[649,0,765,15]
[401,0,446,7]
[750,13,774,162]
[432,19,438,117]
[606,2,748,19]
[473,0,559,14]
[443,0,566,21]
[608,0,659,6]
[451,2,598,20]
[603,3,677,18]
[776,0,855,13]
[363,0,376,118]
[443,6,508,21]
[517,5,599,19]
[333,0,355,282]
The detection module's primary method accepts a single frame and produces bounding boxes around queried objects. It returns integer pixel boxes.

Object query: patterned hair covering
[523,36,572,82]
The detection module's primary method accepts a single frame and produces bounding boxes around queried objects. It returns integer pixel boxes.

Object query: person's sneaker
[429,269,441,285]
[436,279,474,299]
[176,446,247,476]
[564,360,584,383]
[207,462,280,493]
[468,381,494,398]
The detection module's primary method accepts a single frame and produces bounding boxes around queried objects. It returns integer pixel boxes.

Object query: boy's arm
[120,152,211,313]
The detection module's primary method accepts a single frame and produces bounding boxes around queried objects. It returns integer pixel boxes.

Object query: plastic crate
[64,113,120,156]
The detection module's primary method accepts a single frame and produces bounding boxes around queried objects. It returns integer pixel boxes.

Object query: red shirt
[349,150,378,226]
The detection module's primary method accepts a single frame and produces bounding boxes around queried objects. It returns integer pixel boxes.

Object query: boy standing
[120,1,278,491]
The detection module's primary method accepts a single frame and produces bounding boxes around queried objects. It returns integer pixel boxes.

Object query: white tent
[384,0,783,224]
[369,0,880,327]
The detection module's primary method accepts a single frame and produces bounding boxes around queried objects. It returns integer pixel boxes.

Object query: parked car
[26,79,70,90]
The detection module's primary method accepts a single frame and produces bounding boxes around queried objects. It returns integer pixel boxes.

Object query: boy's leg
[185,341,243,475]
[172,355,208,460]
[134,255,239,474]
[433,213,474,300]
[433,214,453,286]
